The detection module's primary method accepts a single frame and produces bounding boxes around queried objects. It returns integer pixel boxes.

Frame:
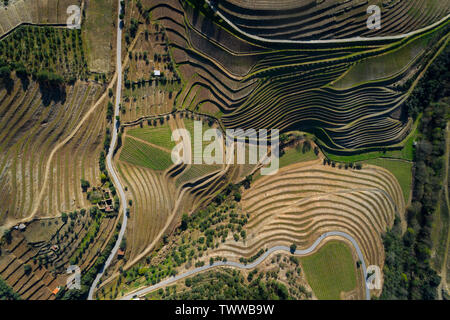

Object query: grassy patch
[83,0,114,73]
[127,124,176,150]
[324,133,417,163]
[362,158,412,203]
[301,240,357,300]
[23,218,63,243]
[280,147,318,168]
[120,137,172,171]
[253,145,318,181]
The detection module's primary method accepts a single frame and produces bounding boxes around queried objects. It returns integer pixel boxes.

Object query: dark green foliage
[0,26,88,82]
[80,179,90,192]
[3,229,11,244]
[290,243,297,254]
[0,277,20,300]
[161,269,292,300]
[381,97,449,300]
[0,65,11,79]
[181,213,189,230]
[107,101,114,121]
[23,264,32,275]
[36,70,63,87]
[120,238,127,251]
[61,289,85,300]
[405,44,450,119]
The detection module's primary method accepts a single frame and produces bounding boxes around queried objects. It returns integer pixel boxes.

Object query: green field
[279,146,318,168]
[127,124,176,150]
[301,241,357,300]
[362,158,413,203]
[120,137,172,171]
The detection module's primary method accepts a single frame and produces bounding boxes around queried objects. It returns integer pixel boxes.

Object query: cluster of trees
[187,0,220,23]
[104,127,112,152]
[239,248,266,265]
[69,210,102,266]
[381,86,449,298]
[0,26,88,83]
[123,0,140,46]
[119,0,125,20]
[322,158,362,170]
[213,180,249,206]
[159,269,291,300]
[35,70,64,87]
[405,44,450,119]
[0,277,20,300]
[80,179,90,192]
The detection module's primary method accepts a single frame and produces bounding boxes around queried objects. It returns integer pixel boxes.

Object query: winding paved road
[120,231,371,300]
[88,0,127,300]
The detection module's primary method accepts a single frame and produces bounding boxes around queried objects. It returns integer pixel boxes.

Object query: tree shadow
[38,84,67,106]
[17,74,30,91]
[2,77,14,93]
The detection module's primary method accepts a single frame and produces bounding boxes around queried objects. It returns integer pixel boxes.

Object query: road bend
[121,231,371,300]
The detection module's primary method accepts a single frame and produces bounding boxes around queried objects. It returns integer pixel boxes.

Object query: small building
[52,287,60,295]
[18,223,26,231]
[117,249,125,258]
[153,70,161,76]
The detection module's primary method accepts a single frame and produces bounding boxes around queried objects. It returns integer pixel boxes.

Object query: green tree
[24,264,32,275]
[181,213,189,230]
[80,179,90,192]
[290,243,297,254]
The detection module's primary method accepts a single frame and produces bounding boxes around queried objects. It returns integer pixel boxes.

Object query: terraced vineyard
[213,159,405,273]
[141,0,450,154]
[91,0,450,301]
[0,0,448,302]
[0,231,60,300]
[0,74,106,227]
[216,0,450,40]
